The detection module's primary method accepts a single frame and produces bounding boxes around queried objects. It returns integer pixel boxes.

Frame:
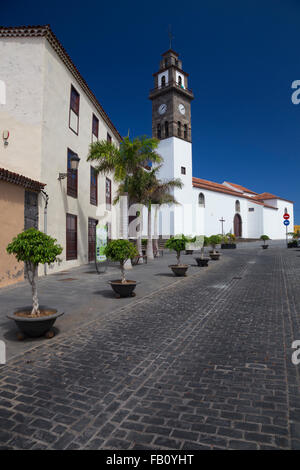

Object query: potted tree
[221,233,237,249]
[185,236,196,255]
[209,235,222,260]
[105,239,139,297]
[287,231,299,248]
[165,235,189,276]
[195,236,210,266]
[6,228,63,339]
[260,235,270,249]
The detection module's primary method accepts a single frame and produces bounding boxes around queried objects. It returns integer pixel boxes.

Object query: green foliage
[203,236,210,247]
[165,235,188,254]
[6,228,63,266]
[208,235,222,248]
[87,136,162,185]
[222,233,236,244]
[142,239,147,247]
[260,235,270,241]
[104,239,138,263]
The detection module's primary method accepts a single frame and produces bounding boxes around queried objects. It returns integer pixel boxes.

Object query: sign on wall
[96,225,108,262]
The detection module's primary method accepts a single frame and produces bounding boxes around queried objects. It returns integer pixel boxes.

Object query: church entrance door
[233,214,242,237]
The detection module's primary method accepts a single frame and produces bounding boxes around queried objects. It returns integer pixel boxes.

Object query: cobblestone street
[0,244,300,450]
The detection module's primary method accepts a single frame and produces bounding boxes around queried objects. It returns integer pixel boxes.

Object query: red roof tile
[0,25,122,143]
[0,168,45,191]
[223,181,258,195]
[192,177,277,209]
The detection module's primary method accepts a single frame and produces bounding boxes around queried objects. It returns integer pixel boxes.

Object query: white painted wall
[0,37,45,180]
[158,71,169,88]
[0,36,121,275]
[262,199,294,239]
[156,137,194,235]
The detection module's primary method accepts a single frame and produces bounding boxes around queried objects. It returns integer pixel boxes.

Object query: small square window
[181,166,186,175]
[249,208,254,212]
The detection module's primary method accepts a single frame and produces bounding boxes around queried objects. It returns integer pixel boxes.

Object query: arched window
[199,193,205,207]
[165,121,169,138]
[184,124,188,139]
[157,123,161,139]
[177,121,181,137]
[161,76,166,88]
[178,76,182,86]
[235,200,240,212]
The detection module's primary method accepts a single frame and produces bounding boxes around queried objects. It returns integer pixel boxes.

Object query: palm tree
[134,166,182,260]
[87,136,162,251]
[150,178,183,258]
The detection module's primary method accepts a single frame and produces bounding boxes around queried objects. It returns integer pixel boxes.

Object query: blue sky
[2,0,300,222]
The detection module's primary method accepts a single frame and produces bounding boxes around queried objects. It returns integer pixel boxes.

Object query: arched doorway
[233,213,242,237]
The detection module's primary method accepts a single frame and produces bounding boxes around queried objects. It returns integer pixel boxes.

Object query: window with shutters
[67,148,78,198]
[66,214,77,260]
[107,132,112,144]
[106,177,111,210]
[69,85,80,134]
[92,114,99,141]
[90,166,98,206]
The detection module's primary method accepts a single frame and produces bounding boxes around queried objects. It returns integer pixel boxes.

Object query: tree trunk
[200,246,204,259]
[136,204,143,263]
[176,252,181,266]
[146,204,154,260]
[30,264,39,315]
[119,193,132,270]
[120,261,126,283]
[153,206,159,257]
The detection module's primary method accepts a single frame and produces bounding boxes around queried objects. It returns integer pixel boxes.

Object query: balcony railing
[149,81,194,96]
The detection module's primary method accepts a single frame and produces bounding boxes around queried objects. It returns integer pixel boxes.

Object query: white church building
[149,49,294,239]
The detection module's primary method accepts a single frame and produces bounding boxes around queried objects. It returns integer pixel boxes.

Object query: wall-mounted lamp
[3,130,9,146]
[58,154,80,180]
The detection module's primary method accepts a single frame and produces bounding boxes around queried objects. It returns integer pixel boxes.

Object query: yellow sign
[294,225,300,234]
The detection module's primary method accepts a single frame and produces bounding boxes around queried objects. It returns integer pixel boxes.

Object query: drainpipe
[41,190,49,276]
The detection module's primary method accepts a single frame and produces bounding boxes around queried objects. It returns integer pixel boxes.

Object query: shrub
[165,234,189,265]
[260,235,270,245]
[208,235,222,253]
[104,239,138,283]
[6,228,63,315]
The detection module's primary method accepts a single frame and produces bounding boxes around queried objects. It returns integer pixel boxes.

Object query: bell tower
[149,49,195,236]
[149,49,194,142]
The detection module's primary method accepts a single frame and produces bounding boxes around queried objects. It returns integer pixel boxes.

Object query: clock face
[158,104,167,115]
[178,104,186,115]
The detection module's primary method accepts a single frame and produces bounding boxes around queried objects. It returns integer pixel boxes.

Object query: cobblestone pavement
[0,246,300,450]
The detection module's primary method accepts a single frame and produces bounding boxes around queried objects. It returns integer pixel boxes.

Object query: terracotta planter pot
[169,265,189,276]
[195,257,210,267]
[209,252,221,260]
[7,306,64,338]
[109,280,137,298]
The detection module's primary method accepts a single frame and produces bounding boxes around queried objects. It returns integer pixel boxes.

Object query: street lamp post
[58,154,80,180]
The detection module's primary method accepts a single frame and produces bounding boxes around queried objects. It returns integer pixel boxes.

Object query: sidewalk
[0,250,216,361]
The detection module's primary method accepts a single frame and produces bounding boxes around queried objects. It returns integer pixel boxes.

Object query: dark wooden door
[234,214,242,237]
[88,218,98,262]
